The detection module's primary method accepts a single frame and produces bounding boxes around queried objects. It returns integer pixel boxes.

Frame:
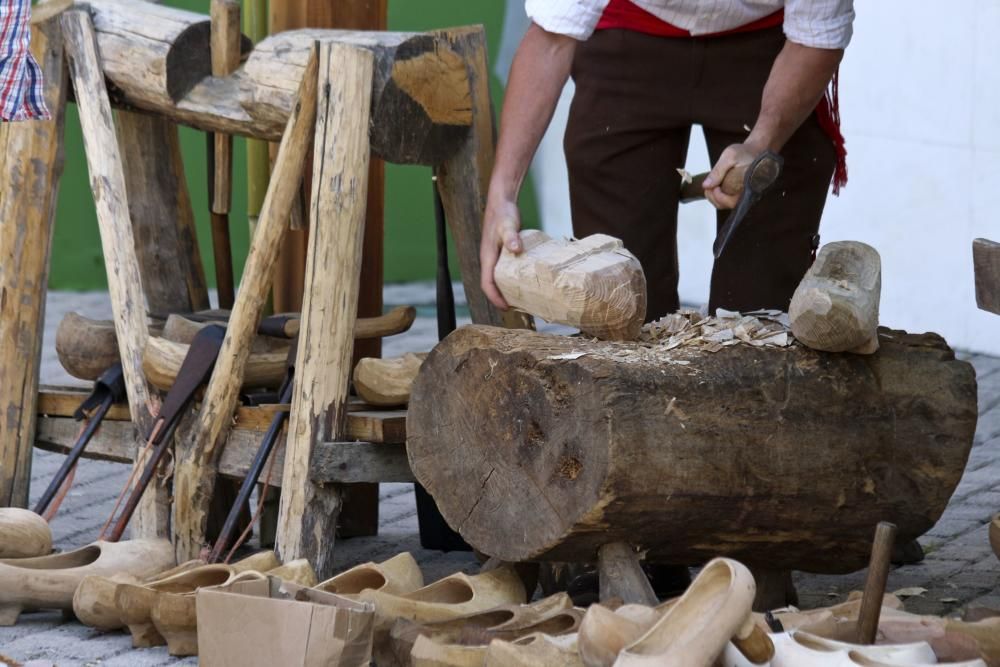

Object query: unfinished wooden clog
[388,594,578,667]
[360,564,527,650]
[265,558,317,587]
[116,564,236,648]
[768,632,937,667]
[0,539,173,626]
[579,603,661,667]
[315,551,424,596]
[615,558,758,667]
[484,632,582,667]
[0,508,52,558]
[411,634,491,667]
[354,353,428,407]
[73,559,205,631]
[228,549,281,574]
[152,570,267,656]
[877,609,1000,666]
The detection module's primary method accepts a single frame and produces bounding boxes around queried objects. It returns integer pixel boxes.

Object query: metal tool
[712,150,783,258]
[33,363,126,517]
[101,325,227,542]
[678,150,784,258]
[208,340,297,563]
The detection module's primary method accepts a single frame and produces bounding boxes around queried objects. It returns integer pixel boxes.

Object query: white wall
[500,2,1000,355]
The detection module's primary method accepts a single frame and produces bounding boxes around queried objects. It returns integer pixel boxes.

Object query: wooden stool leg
[598,542,658,606]
[433,26,530,330]
[0,18,67,508]
[276,43,374,579]
[62,9,166,536]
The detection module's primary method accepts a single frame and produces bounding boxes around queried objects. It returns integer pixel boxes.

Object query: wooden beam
[34,417,412,484]
[61,8,168,538]
[432,27,531,328]
[116,111,210,314]
[973,238,1000,316]
[171,47,319,563]
[0,17,67,507]
[276,43,374,578]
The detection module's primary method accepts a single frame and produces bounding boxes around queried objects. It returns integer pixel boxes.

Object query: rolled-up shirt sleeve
[525,0,611,41]
[784,0,855,49]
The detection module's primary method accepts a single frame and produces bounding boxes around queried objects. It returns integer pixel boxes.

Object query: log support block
[598,542,658,606]
[407,325,977,572]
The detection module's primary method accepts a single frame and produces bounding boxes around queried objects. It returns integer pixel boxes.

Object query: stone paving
[1,286,998,665]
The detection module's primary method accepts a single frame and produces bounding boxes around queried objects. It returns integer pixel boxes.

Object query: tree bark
[407,325,978,572]
[0,17,67,507]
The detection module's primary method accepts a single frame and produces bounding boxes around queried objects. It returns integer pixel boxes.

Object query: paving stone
[926,517,984,540]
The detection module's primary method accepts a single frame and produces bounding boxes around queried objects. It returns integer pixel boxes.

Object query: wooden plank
[116,111,210,314]
[34,417,412,485]
[62,8,167,538]
[311,442,413,484]
[433,26,532,330]
[0,17,67,508]
[974,238,1000,315]
[35,388,405,444]
[171,47,320,563]
[276,43,374,579]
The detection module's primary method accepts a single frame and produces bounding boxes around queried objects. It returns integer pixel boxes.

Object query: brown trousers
[565,26,837,320]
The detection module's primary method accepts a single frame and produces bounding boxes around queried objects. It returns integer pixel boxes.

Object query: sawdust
[545,308,797,367]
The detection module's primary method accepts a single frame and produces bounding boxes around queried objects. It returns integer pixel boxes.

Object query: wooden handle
[210,0,240,215]
[679,164,746,203]
[856,521,897,644]
[283,305,417,339]
[732,616,775,664]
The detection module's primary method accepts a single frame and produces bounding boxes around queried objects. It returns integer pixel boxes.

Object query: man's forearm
[490,23,577,203]
[747,41,843,153]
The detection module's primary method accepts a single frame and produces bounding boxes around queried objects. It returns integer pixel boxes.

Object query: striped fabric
[0,0,49,121]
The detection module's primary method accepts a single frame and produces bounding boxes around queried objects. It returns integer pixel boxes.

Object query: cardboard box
[197,576,375,666]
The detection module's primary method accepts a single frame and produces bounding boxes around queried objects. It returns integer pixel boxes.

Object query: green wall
[47,0,538,290]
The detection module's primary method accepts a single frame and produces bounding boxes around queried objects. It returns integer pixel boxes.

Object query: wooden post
[433,27,531,330]
[276,43,374,578]
[62,9,168,537]
[856,522,897,644]
[270,0,388,540]
[117,111,210,314]
[0,17,67,508]
[598,542,658,606]
[171,48,319,563]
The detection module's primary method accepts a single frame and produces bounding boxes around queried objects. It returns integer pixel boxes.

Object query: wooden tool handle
[856,521,897,644]
[283,305,417,339]
[732,616,775,664]
[679,164,746,203]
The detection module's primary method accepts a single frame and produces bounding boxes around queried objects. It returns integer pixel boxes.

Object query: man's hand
[702,142,762,210]
[480,196,523,310]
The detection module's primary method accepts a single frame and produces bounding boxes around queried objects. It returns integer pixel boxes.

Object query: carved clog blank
[73,559,205,631]
[360,565,527,651]
[0,539,174,626]
[614,558,758,667]
[484,632,582,667]
[315,552,424,596]
[0,508,52,558]
[579,603,662,667]
[265,558,317,587]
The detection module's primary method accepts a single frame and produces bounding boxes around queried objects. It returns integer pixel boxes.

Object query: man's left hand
[702,142,762,210]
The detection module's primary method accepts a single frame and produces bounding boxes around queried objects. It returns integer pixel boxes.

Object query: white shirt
[525,0,854,49]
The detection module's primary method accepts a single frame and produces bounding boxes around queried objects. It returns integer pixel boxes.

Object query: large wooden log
[0,17,67,507]
[407,325,978,573]
[75,0,470,165]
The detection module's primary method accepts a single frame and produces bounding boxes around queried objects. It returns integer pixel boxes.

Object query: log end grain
[407,325,977,572]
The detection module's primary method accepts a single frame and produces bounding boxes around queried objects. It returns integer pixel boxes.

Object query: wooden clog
[360,564,527,650]
[484,633,582,667]
[615,558,758,667]
[767,632,937,667]
[0,539,173,626]
[116,564,236,648]
[579,604,661,667]
[228,549,280,574]
[0,508,52,558]
[411,634,490,667]
[151,570,267,656]
[265,558,317,587]
[314,551,424,596]
[73,559,205,631]
[388,593,577,667]
[848,651,986,667]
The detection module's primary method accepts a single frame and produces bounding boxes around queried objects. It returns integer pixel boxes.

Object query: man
[480,0,854,320]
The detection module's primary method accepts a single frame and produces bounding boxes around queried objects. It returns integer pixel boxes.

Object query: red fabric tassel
[815,69,848,195]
